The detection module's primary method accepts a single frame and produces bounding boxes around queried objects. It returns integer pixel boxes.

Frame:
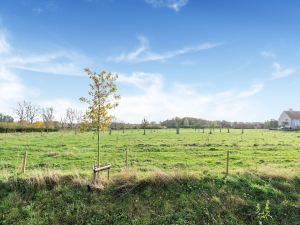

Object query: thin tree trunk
[97,126,100,167]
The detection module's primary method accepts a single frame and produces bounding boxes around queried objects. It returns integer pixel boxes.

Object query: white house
[278,109,300,129]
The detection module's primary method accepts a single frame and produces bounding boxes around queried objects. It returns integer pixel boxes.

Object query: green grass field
[1,128,300,178]
[1,129,300,224]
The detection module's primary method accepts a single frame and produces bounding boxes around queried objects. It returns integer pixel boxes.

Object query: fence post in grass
[21,151,28,174]
[226,150,229,176]
[93,164,97,183]
[125,148,128,169]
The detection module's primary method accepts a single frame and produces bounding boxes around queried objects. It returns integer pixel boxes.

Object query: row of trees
[0,101,86,133]
[160,117,279,130]
[0,113,14,122]
[13,101,83,129]
[1,107,279,132]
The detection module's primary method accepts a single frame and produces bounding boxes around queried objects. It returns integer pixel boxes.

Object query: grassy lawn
[1,129,300,224]
[1,128,300,178]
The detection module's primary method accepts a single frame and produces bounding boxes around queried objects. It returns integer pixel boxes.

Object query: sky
[0,0,300,123]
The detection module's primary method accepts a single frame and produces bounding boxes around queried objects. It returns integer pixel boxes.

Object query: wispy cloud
[260,50,277,59]
[31,1,59,15]
[0,27,89,117]
[0,31,29,109]
[145,0,189,11]
[32,7,44,15]
[237,83,264,98]
[118,72,163,90]
[0,45,91,77]
[109,35,223,63]
[115,72,264,122]
[271,62,295,79]
[0,30,10,54]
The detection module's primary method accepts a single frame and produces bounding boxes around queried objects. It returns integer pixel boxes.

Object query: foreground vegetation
[1,129,300,224]
[0,171,299,225]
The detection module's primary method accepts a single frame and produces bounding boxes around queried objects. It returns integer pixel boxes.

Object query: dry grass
[252,166,300,179]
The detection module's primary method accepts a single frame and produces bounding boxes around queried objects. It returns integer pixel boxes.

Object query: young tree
[175,117,181,134]
[80,69,120,167]
[141,118,149,135]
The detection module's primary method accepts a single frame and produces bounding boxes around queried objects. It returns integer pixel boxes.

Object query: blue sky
[0,0,300,122]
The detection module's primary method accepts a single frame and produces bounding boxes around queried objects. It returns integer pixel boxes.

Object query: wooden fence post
[125,148,128,169]
[22,151,28,174]
[93,164,97,183]
[226,150,229,176]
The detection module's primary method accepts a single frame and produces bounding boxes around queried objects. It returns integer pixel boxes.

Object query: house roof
[285,111,300,119]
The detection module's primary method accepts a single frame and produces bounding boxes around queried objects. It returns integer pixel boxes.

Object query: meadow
[1,129,300,224]
[1,128,300,178]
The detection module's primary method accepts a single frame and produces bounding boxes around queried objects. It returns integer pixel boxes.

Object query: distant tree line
[109,120,165,130]
[160,117,279,129]
[0,102,279,133]
[0,100,85,133]
[0,113,14,122]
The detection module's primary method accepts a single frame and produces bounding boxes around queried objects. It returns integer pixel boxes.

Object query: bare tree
[42,107,55,128]
[15,101,40,124]
[66,108,76,130]
[25,102,40,124]
[74,110,83,134]
[15,101,26,123]
[60,116,67,129]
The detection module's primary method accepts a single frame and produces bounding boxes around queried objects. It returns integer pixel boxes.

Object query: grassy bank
[0,171,299,225]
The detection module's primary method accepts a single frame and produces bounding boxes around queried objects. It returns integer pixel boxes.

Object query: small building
[278,109,300,129]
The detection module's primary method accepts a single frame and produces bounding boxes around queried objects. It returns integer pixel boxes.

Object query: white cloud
[260,51,277,59]
[0,51,90,77]
[0,27,88,119]
[109,35,223,63]
[271,62,295,79]
[237,83,264,98]
[145,0,189,11]
[114,72,264,123]
[0,66,33,117]
[118,72,163,90]
[0,31,31,116]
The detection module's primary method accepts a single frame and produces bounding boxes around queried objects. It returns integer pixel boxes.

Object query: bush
[0,122,58,133]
